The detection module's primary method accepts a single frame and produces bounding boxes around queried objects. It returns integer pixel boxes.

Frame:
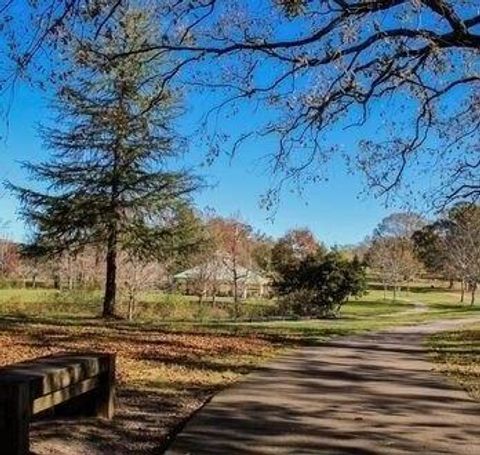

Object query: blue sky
[0,81,391,246]
[3,0,435,245]
[0,1,475,248]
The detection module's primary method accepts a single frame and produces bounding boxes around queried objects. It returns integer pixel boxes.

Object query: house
[173,262,271,299]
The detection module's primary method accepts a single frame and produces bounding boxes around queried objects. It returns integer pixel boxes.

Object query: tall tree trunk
[67,255,73,290]
[460,279,465,303]
[471,282,477,306]
[233,268,239,304]
[53,274,60,290]
[104,138,120,318]
[128,291,135,321]
[232,267,241,320]
[103,226,118,318]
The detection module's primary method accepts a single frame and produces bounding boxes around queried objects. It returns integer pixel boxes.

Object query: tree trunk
[448,278,454,289]
[128,292,135,321]
[67,255,74,290]
[103,227,118,318]
[233,273,239,304]
[104,139,120,319]
[471,282,477,306]
[460,279,465,303]
[232,270,241,319]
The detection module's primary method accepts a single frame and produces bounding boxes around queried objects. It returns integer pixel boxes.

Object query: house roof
[174,262,269,285]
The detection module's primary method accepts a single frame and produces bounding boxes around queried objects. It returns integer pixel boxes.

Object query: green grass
[0,288,276,321]
[0,285,478,342]
[0,289,428,396]
[0,287,412,323]
[429,322,480,399]
[397,288,480,321]
[0,288,102,317]
[341,295,410,318]
[0,287,406,323]
[164,288,480,343]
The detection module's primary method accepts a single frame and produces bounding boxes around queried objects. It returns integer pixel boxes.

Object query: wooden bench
[0,352,115,455]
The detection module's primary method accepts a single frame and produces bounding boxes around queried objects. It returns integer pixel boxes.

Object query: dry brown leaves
[0,321,277,388]
[0,320,281,452]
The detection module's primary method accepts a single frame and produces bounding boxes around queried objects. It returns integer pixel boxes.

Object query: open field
[0,288,278,322]
[0,284,477,324]
[0,285,479,452]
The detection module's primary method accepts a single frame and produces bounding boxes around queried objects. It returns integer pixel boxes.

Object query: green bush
[275,252,367,318]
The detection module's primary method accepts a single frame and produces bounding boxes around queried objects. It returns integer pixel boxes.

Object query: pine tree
[10,6,200,317]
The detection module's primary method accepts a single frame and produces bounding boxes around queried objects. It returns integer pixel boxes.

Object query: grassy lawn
[1,285,476,324]
[429,322,480,400]
[0,285,479,452]
[0,288,277,321]
[167,288,480,342]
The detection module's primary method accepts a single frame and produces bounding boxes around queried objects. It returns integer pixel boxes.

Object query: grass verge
[429,322,480,400]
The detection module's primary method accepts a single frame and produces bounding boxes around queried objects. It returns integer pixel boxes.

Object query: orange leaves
[0,322,276,389]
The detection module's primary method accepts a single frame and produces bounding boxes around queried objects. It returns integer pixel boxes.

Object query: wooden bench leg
[0,382,31,455]
[95,353,115,419]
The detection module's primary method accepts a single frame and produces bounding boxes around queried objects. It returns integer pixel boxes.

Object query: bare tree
[368,213,425,298]
[442,205,480,305]
[374,213,426,240]
[368,238,400,300]
[209,216,254,305]
[3,1,479,209]
[73,247,104,290]
[118,252,164,321]
[187,256,224,304]
[16,256,40,288]
[127,1,480,208]
[0,239,19,280]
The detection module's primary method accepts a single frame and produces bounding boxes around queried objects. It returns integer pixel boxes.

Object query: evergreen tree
[10,6,200,317]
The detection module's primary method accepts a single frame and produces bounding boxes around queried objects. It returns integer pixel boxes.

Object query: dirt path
[167,319,480,455]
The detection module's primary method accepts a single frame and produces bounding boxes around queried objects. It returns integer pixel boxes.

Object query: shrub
[275,252,367,318]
